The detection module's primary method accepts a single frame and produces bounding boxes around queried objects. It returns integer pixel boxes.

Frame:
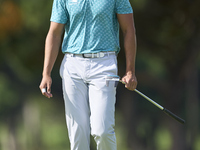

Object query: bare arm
[39,22,65,98]
[117,13,137,90]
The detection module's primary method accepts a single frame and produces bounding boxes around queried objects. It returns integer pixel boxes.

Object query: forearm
[42,32,62,76]
[123,27,137,75]
[117,13,137,90]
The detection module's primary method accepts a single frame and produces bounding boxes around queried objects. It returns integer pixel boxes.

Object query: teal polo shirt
[50,0,133,54]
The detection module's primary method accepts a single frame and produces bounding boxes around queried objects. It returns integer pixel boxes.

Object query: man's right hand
[39,75,53,98]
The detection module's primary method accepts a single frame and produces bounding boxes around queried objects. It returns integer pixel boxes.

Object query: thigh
[89,79,116,134]
[61,55,90,126]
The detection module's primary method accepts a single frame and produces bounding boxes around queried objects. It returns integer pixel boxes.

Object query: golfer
[39,0,137,149]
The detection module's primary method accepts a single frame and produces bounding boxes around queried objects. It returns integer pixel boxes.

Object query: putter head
[105,75,120,87]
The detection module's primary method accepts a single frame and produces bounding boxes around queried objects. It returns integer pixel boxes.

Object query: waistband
[65,51,116,58]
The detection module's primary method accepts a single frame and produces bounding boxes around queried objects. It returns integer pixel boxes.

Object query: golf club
[105,75,185,124]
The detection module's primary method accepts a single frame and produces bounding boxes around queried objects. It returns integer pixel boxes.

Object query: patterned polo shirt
[50,0,133,54]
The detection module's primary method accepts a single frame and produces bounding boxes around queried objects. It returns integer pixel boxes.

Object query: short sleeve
[115,0,133,14]
[50,0,69,24]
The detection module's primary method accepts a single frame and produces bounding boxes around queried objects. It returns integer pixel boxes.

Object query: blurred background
[0,0,199,149]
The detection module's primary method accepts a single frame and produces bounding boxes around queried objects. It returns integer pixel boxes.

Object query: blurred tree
[0,0,22,40]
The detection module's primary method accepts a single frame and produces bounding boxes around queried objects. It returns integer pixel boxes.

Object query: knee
[92,126,115,140]
[91,125,117,149]
[66,114,90,136]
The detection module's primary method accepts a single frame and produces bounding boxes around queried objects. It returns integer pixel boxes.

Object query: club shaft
[134,89,185,124]
[119,79,164,110]
[118,79,185,124]
[134,89,164,110]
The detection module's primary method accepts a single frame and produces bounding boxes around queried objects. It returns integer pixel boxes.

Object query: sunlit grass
[194,134,200,150]
[154,127,172,150]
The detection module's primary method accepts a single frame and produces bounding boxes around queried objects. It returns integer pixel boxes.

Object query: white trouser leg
[60,53,118,150]
[88,54,117,150]
[89,79,117,150]
[60,56,90,150]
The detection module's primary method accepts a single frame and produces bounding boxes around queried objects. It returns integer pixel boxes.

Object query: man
[39,0,137,149]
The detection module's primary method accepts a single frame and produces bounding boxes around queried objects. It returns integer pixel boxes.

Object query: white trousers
[60,53,118,150]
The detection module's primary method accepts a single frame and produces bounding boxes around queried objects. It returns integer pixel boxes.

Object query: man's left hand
[122,73,137,91]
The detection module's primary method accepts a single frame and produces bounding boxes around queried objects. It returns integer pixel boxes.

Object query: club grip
[163,108,185,124]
